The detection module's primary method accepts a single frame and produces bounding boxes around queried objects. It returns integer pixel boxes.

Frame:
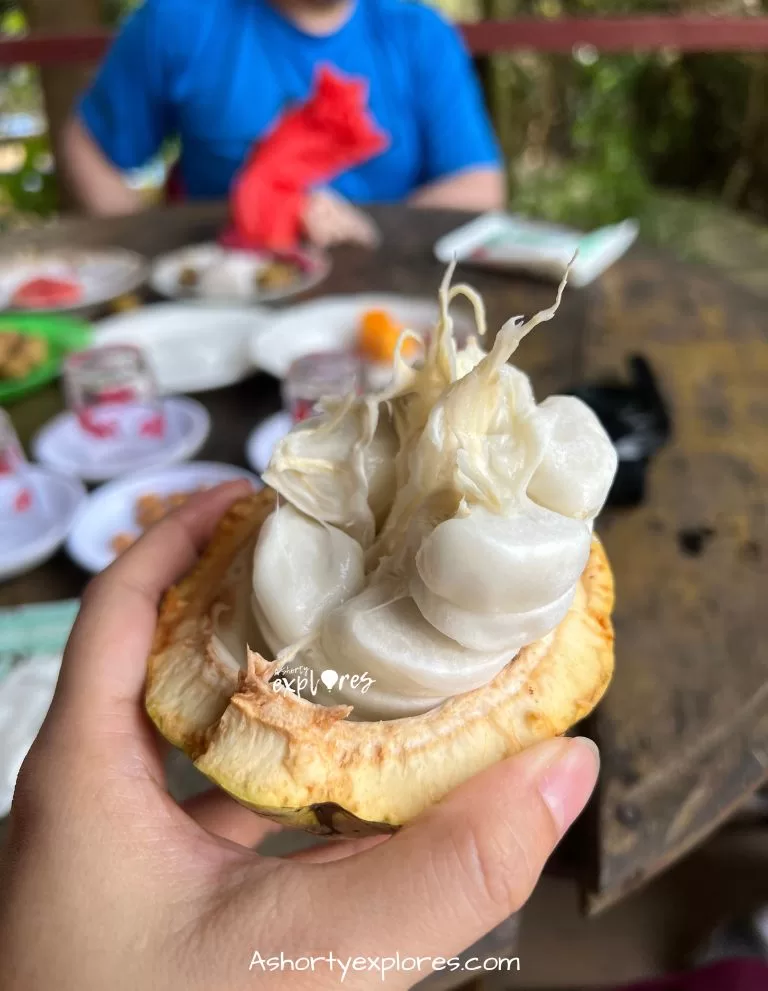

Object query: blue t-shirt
[79,0,501,203]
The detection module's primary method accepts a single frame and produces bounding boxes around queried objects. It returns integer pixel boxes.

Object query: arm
[62,0,173,216]
[409,166,505,212]
[410,10,506,212]
[61,117,143,216]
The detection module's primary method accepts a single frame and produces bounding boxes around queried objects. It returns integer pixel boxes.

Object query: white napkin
[0,599,78,818]
[0,653,62,817]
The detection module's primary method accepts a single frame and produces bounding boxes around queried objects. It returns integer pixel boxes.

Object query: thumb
[318,736,598,964]
[42,482,252,756]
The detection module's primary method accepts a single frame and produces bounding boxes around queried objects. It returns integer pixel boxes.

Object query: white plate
[93,303,269,394]
[0,248,147,313]
[31,397,211,483]
[65,461,261,574]
[0,468,86,581]
[150,243,331,305]
[245,412,292,476]
[250,294,476,380]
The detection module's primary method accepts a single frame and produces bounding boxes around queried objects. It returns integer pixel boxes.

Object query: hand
[303,188,380,249]
[0,484,599,991]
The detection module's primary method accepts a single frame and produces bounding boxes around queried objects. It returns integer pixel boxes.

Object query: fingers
[281,834,390,864]
[46,483,252,749]
[334,201,379,247]
[182,791,281,849]
[303,190,379,248]
[306,738,599,961]
[347,213,380,248]
[302,191,332,247]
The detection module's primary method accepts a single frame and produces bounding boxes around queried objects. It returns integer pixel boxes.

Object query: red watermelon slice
[12,276,84,309]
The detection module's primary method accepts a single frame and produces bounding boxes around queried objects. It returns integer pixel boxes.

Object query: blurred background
[3,0,768,295]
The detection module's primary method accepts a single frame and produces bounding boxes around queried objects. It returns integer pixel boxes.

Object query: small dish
[31,397,211,483]
[0,467,86,581]
[150,243,330,306]
[93,303,268,394]
[245,412,292,476]
[0,248,147,313]
[66,461,260,574]
[250,294,474,380]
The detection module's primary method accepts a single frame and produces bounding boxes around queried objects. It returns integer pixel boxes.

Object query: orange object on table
[226,65,389,253]
[358,309,419,364]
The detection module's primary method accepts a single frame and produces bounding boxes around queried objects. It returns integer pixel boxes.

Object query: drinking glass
[282,351,362,423]
[63,345,166,449]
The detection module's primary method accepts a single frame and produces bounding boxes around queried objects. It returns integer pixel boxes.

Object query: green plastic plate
[0,314,92,405]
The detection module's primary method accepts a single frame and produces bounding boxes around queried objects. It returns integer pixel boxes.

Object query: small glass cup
[0,409,33,521]
[282,351,362,423]
[64,345,166,449]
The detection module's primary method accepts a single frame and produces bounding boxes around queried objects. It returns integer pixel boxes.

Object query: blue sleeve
[411,9,502,183]
[78,0,175,170]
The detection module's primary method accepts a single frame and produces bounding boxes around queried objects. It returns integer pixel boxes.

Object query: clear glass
[282,351,362,423]
[63,345,165,447]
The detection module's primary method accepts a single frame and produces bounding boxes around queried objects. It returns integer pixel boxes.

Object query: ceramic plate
[0,467,86,581]
[249,294,476,380]
[0,248,148,313]
[93,303,268,394]
[245,412,292,476]
[150,243,331,305]
[32,397,211,483]
[65,461,260,574]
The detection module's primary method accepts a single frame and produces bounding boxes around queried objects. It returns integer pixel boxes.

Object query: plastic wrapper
[435,212,639,288]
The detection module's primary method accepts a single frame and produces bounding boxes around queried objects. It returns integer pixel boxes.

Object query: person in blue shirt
[62,0,505,245]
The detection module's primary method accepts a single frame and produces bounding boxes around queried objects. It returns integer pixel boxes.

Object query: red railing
[1,17,768,65]
[463,16,768,53]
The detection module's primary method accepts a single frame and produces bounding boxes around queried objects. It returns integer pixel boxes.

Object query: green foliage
[0,1,141,225]
[472,0,768,228]
[508,53,654,227]
[102,0,142,26]
[1,135,57,215]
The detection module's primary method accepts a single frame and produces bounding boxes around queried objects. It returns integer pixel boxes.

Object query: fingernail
[537,737,600,837]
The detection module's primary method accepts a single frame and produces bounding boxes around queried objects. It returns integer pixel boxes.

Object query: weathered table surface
[2,203,767,915]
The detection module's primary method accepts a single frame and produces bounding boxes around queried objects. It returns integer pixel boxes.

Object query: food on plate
[357,308,420,364]
[0,330,49,380]
[175,251,308,300]
[110,532,137,555]
[198,254,256,299]
[135,493,171,529]
[110,488,207,557]
[109,293,142,313]
[11,276,83,310]
[0,333,16,363]
[146,265,617,835]
[255,260,300,293]
[165,490,197,511]
[177,266,200,290]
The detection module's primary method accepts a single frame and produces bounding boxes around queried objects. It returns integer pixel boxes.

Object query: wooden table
[2,203,767,917]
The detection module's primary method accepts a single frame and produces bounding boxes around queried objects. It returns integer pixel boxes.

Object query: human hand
[303,188,380,249]
[0,483,599,990]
